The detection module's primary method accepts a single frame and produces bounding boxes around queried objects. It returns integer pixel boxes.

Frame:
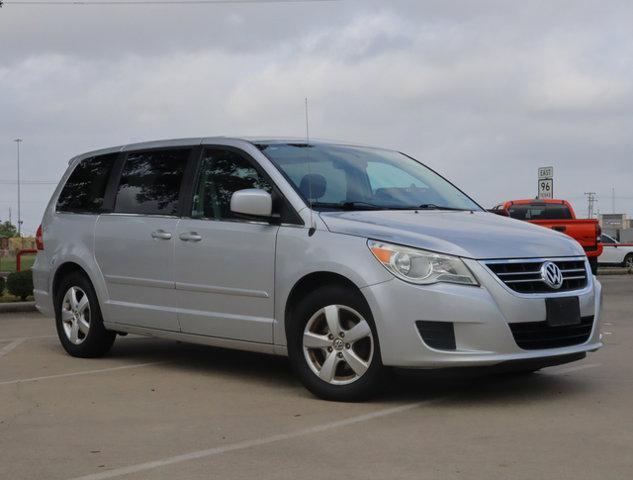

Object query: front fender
[273,226,391,347]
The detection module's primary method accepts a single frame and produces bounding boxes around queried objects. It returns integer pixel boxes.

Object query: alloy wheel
[302,305,374,385]
[61,286,91,345]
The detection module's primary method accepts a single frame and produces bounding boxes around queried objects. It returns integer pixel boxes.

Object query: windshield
[507,204,573,220]
[257,143,481,211]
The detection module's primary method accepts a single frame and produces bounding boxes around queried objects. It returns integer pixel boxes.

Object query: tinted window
[192,149,272,220]
[115,149,189,215]
[57,153,117,213]
[601,235,615,244]
[507,204,573,220]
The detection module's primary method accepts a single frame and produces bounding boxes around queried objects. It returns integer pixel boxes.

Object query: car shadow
[386,368,593,405]
[105,336,593,405]
[108,335,297,386]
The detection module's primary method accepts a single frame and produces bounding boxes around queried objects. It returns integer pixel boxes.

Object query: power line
[1,0,339,5]
[565,195,633,201]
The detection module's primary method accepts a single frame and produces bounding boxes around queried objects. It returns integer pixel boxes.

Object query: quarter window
[57,153,117,213]
[192,149,272,220]
[114,149,190,216]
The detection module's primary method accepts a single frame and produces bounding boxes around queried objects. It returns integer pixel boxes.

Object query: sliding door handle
[179,232,203,242]
[151,230,172,240]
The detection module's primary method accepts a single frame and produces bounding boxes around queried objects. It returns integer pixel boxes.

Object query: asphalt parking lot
[1,276,632,480]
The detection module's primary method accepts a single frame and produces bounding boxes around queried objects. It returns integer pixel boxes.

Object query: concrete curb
[0,302,37,314]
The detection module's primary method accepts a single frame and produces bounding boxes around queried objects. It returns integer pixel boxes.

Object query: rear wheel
[55,272,116,358]
[287,285,388,401]
[624,254,633,270]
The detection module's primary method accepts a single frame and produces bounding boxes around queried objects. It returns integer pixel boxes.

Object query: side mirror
[230,189,273,218]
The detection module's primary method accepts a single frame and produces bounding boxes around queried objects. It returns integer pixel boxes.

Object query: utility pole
[584,192,597,219]
[612,186,615,213]
[14,138,23,237]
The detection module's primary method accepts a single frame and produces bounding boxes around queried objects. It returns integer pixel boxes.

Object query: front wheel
[624,254,633,270]
[287,285,388,401]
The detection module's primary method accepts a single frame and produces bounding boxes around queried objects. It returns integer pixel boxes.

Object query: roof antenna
[305,97,316,236]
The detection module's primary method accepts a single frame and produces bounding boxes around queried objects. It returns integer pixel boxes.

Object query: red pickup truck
[490,199,602,274]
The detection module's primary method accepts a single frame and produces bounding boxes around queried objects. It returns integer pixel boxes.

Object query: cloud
[1,1,633,232]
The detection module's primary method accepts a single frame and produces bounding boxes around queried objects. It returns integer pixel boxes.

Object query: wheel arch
[283,271,369,344]
[51,261,103,310]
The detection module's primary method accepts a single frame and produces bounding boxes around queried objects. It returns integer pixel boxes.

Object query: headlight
[368,240,478,286]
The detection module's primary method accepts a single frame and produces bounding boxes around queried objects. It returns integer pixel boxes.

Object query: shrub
[0,275,5,296]
[7,270,33,301]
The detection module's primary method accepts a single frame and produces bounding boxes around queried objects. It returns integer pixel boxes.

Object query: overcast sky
[1,0,633,234]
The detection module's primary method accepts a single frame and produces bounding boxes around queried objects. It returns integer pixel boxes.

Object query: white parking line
[552,363,601,375]
[0,334,57,342]
[68,400,431,480]
[0,361,166,386]
[0,338,26,358]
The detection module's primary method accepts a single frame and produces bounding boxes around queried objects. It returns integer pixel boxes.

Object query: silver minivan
[33,138,602,401]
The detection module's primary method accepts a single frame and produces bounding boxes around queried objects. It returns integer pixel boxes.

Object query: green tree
[0,220,19,238]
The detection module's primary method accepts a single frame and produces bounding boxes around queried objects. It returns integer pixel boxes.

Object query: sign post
[538,166,554,199]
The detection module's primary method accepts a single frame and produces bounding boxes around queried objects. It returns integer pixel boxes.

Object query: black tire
[624,254,633,270]
[588,256,598,275]
[287,284,388,402]
[55,271,116,358]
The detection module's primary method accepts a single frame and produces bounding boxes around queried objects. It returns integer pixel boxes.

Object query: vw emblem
[540,261,563,289]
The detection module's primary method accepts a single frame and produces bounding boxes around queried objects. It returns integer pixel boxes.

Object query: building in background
[599,213,633,242]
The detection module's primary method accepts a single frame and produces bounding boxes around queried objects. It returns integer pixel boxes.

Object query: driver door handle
[151,230,172,240]
[179,232,203,242]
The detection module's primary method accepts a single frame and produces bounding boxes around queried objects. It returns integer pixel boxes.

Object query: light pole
[14,138,23,237]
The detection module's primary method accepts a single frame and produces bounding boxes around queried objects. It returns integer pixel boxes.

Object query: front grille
[415,321,456,350]
[485,258,588,294]
[509,316,594,350]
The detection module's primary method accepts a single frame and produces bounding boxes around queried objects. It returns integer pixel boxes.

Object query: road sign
[538,166,553,179]
[538,178,553,199]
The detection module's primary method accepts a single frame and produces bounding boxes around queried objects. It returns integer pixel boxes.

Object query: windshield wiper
[311,201,385,210]
[416,203,471,211]
[310,201,470,211]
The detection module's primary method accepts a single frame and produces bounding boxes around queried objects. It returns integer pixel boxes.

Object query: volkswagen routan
[33,138,602,401]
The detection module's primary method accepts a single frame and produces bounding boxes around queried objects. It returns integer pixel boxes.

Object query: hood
[319,210,585,260]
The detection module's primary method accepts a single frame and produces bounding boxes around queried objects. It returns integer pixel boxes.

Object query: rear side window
[57,153,117,213]
[114,149,190,216]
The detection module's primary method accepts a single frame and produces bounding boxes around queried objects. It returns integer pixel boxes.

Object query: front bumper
[362,258,602,368]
